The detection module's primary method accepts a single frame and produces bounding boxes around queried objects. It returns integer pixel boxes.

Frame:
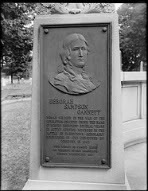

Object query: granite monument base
[23,13,130,190]
[23,175,130,190]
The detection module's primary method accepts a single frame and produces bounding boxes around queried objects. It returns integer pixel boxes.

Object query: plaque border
[40,22,112,169]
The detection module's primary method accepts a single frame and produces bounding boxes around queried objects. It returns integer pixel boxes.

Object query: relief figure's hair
[60,33,89,65]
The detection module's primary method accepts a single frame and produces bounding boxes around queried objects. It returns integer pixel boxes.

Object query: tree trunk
[10,63,13,84]
[18,76,20,84]
[11,73,13,84]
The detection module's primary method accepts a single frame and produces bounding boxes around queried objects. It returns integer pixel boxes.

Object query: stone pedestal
[23,176,130,190]
[23,13,130,190]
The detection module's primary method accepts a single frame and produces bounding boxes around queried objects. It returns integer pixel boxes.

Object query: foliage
[1,3,52,82]
[1,3,35,82]
[117,3,146,71]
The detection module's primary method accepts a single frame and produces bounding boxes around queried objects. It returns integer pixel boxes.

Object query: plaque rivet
[45,157,50,162]
[102,27,107,32]
[44,29,49,34]
[101,159,106,165]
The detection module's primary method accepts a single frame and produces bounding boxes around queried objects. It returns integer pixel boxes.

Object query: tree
[1,3,34,83]
[1,3,53,83]
[117,3,146,71]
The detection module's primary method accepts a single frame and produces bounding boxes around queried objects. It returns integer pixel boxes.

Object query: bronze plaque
[40,24,111,168]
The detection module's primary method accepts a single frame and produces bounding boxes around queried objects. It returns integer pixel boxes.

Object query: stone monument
[23,3,130,190]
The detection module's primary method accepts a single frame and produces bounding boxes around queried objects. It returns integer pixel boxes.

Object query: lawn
[1,81,32,190]
[2,99,31,190]
[1,80,32,101]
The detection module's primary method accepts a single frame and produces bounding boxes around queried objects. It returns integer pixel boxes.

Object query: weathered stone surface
[42,3,115,14]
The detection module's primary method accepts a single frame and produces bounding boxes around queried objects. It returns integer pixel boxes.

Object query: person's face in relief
[68,39,88,68]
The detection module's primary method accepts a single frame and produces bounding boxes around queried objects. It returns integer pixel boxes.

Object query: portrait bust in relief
[49,33,100,94]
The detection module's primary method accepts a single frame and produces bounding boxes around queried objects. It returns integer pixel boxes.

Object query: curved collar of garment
[63,66,90,82]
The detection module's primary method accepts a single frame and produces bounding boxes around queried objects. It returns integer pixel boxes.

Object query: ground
[1,80,32,101]
[124,142,147,190]
[1,81,32,190]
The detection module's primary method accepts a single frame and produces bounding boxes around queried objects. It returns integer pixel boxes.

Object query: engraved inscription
[46,115,105,156]
[45,99,105,159]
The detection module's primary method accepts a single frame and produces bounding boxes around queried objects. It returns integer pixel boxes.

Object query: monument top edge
[34,13,118,27]
[41,3,116,14]
[34,13,118,23]
[35,12,118,18]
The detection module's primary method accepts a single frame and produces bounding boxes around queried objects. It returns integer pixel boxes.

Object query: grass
[2,100,31,190]
[1,81,32,190]
[1,80,32,100]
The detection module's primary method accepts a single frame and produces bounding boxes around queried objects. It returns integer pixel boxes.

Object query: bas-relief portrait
[48,33,101,94]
